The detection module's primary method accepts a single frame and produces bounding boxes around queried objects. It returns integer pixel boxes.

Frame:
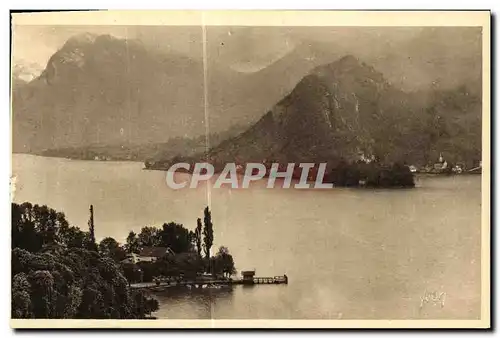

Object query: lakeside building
[241,270,256,285]
[420,153,451,174]
[433,153,448,171]
[408,165,418,173]
[121,246,174,264]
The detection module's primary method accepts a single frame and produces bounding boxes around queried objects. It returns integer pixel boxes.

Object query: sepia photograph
[9,10,490,329]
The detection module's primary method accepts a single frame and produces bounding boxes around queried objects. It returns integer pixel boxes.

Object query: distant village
[406,153,482,175]
[144,150,482,191]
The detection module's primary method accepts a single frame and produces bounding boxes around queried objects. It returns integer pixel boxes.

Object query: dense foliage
[126,222,195,255]
[325,161,415,188]
[12,247,158,319]
[210,246,237,278]
[11,202,158,319]
[122,246,237,284]
[12,202,90,252]
[12,202,237,319]
[123,208,235,282]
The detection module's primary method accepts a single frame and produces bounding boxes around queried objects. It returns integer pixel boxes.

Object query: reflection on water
[151,287,234,319]
[12,154,482,320]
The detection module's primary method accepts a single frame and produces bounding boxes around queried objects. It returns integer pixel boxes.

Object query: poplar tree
[87,205,98,251]
[195,218,203,258]
[202,207,213,263]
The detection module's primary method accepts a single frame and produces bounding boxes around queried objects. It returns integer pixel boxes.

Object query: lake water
[11,154,482,319]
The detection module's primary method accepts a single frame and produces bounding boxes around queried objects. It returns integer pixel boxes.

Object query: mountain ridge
[199,55,481,169]
[12,33,206,153]
[11,35,481,168]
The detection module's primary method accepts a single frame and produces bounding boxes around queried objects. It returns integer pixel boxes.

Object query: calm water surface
[12,154,482,319]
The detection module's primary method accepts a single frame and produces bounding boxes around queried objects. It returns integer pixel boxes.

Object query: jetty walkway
[130,274,288,290]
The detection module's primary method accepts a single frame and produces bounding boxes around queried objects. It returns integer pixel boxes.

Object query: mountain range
[11,33,318,154]
[12,33,206,153]
[39,123,246,162]
[12,33,482,168]
[204,55,481,168]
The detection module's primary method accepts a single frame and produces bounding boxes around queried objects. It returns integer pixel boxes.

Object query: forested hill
[203,55,481,169]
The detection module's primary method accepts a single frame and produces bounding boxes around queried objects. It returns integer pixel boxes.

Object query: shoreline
[12,152,145,164]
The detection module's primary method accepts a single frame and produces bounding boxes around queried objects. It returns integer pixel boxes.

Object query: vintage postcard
[10,10,490,329]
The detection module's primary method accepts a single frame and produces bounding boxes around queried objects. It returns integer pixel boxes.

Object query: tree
[59,226,89,250]
[12,202,72,252]
[11,203,159,319]
[87,205,98,252]
[137,226,161,248]
[32,205,58,246]
[156,252,203,279]
[12,272,32,318]
[99,237,127,262]
[159,222,193,254]
[121,263,143,285]
[390,162,415,187]
[194,218,202,258]
[131,290,159,318]
[125,231,140,254]
[202,207,213,263]
[12,246,158,319]
[211,246,236,278]
[12,202,42,252]
[28,270,55,318]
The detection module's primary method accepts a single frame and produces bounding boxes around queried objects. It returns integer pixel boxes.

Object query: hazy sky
[12,25,482,92]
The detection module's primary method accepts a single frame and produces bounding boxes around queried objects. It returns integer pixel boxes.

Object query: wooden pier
[240,270,288,285]
[253,276,288,284]
[130,271,288,290]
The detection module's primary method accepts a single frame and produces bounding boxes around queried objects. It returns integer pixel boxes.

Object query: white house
[121,246,175,264]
